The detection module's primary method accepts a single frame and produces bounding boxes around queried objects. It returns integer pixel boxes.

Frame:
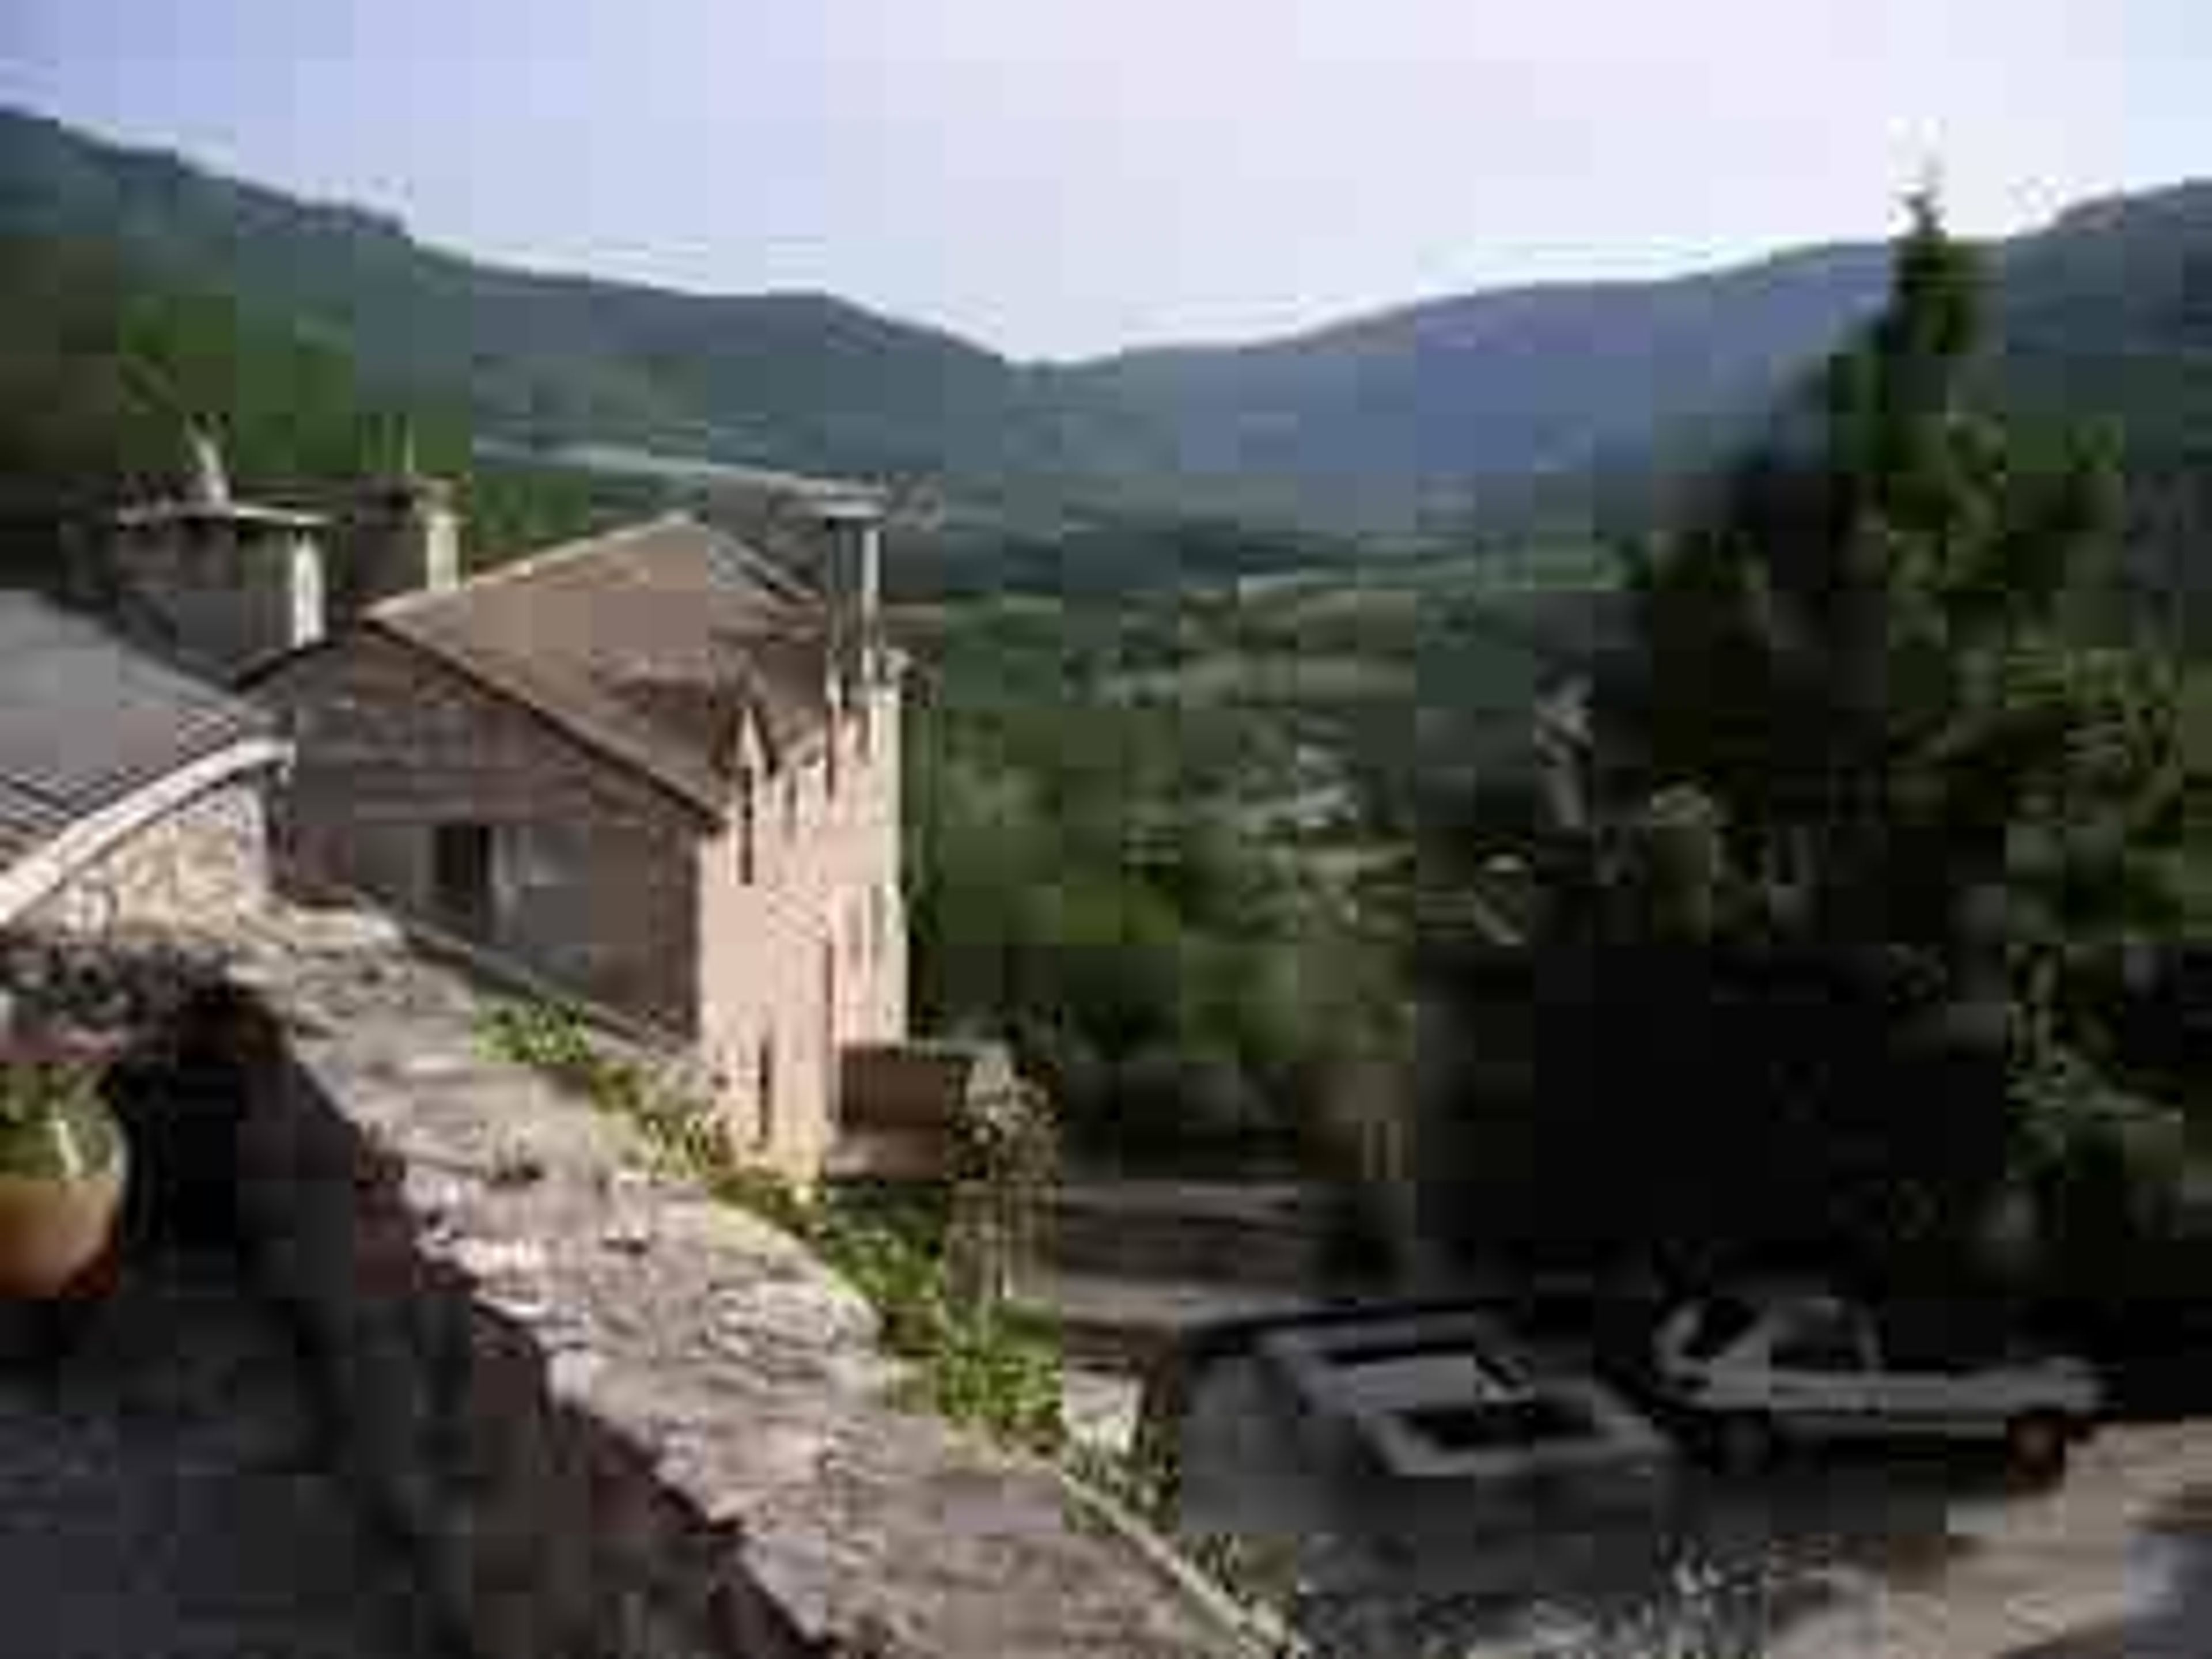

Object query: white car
[1651,1286,2102,1478]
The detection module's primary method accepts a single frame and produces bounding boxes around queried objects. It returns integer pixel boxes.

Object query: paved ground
[1175,1354,2212,1659]
[0,1248,452,1659]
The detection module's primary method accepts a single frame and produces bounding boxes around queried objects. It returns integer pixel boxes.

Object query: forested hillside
[0,105,1893,533]
[4,102,2211,581]
[0,230,659,587]
[1051,246,1890,524]
[1979,184,2212,639]
[0,107,1096,491]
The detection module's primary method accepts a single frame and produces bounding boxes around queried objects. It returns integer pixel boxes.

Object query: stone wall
[189,907,1237,1659]
[24,777,272,935]
[259,630,702,1033]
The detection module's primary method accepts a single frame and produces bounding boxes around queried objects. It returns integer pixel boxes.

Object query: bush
[480,1002,1066,1455]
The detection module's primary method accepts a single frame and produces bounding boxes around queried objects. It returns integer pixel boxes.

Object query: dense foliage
[0,229,663,590]
[906,594,1384,1168]
[1430,198,2194,1287]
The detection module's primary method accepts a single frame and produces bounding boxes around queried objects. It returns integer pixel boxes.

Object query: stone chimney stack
[185,426,232,507]
[332,448,461,621]
[104,427,329,684]
[816,495,884,690]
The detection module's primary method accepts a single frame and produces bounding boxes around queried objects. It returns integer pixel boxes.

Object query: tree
[1442,194,2188,1278]
[1610,192,2179,947]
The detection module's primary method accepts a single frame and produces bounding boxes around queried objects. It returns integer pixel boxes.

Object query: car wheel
[2006,1413,2071,1483]
[1714,1412,1778,1475]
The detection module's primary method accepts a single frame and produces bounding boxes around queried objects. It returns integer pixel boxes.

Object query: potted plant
[0,1039,128,1300]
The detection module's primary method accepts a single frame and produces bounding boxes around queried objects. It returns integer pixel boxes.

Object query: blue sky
[4,1,2207,359]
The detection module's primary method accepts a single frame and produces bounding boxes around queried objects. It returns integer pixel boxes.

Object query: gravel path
[0,1249,452,1659]
[1175,1354,2212,1658]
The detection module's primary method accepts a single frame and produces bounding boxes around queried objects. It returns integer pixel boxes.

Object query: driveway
[1173,1353,2212,1658]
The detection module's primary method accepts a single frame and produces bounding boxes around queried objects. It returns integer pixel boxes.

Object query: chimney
[816,495,883,690]
[103,426,329,682]
[185,426,232,508]
[333,452,461,621]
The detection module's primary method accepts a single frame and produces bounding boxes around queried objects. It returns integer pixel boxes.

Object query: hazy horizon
[5,1,2207,359]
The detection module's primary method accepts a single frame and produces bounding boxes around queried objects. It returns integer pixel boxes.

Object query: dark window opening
[822,938,839,1128]
[737,770,757,884]
[756,1034,777,1146]
[1681,1297,1759,1362]
[431,822,496,937]
[1772,1310,1868,1372]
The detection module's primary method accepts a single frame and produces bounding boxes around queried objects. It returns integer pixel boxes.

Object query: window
[430,822,495,937]
[755,1033,777,1146]
[1771,1309,1868,1372]
[1680,1296,1759,1363]
[736,768,757,884]
[1876,1305,2017,1374]
[821,939,839,1128]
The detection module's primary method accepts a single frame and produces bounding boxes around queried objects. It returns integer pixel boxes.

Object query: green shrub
[479,1001,1065,1455]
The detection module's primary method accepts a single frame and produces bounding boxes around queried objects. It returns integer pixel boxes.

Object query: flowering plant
[0,1038,124,1179]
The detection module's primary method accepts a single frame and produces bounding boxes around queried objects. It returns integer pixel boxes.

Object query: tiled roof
[368,515,834,816]
[0,591,277,872]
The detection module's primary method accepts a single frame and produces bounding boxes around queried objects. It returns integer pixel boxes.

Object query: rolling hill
[0,228,661,589]
[0,105,1884,529]
[2,103,2209,562]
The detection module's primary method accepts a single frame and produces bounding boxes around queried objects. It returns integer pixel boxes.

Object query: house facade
[246,501,908,1185]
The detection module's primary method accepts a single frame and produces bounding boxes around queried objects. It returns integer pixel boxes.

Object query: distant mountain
[0,106,1884,529]
[2,103,2209,558]
[1975,184,2212,623]
[0,108,1091,486]
[1049,248,1891,522]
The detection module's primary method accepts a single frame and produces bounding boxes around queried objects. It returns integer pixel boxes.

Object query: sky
[3,1,2208,359]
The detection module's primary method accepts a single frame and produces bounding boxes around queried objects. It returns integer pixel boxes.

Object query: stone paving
[0,1248,451,1659]
[1175,1353,2212,1659]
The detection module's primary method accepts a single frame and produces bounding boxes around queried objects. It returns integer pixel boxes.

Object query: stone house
[0,589,284,933]
[232,489,906,1185]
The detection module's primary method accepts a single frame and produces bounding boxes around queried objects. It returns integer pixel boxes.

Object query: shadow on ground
[0,1245,451,1659]
[1998,1484,2212,1659]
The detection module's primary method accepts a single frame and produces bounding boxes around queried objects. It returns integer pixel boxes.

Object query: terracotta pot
[0,1050,129,1301]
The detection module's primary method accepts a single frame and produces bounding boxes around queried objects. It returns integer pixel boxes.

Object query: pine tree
[1608,191,2182,957]
[1469,194,2192,1276]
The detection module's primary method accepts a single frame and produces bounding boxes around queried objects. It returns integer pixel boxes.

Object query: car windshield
[1679,1296,1759,1361]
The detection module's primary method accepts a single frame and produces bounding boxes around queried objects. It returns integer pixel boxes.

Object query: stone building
[0,589,284,933]
[247,497,908,1186]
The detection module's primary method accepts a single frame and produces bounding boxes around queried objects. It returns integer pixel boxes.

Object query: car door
[1871,1307,2009,1441]
[1762,1303,1880,1439]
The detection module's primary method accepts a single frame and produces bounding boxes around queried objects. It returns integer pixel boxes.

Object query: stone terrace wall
[23,777,271,935]
[202,906,1237,1659]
